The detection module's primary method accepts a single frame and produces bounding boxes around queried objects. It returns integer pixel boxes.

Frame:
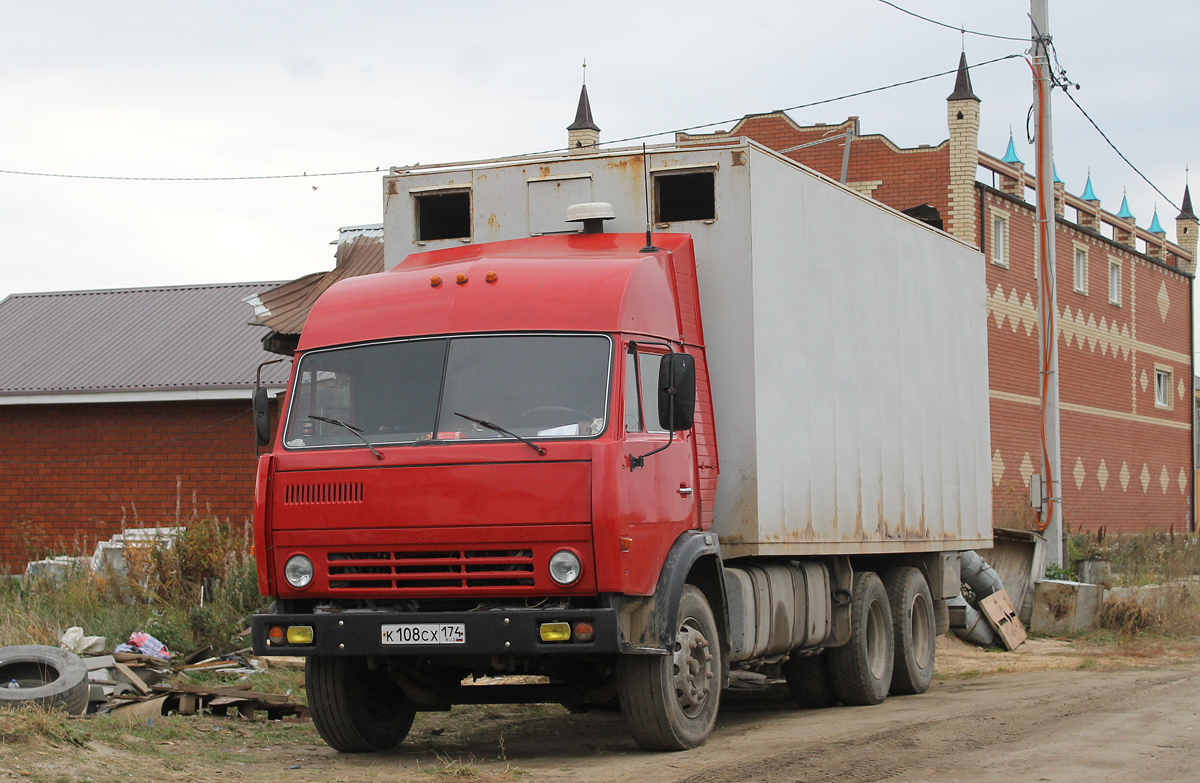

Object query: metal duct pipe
[950,550,1007,647]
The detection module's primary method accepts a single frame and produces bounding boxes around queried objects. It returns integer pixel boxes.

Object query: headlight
[548,550,582,586]
[284,555,314,588]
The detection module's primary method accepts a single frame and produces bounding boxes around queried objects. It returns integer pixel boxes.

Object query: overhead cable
[0,55,1022,183]
[874,0,1027,42]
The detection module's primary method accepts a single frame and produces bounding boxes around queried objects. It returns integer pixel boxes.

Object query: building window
[991,213,1008,267]
[1073,246,1088,293]
[1108,259,1121,305]
[1155,368,1172,409]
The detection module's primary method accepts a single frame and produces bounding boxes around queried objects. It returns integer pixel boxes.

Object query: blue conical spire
[1081,175,1097,202]
[1117,193,1134,220]
[1149,209,1164,234]
[1053,164,1063,184]
[1001,135,1022,165]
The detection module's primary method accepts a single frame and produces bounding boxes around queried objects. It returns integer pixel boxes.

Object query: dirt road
[4,640,1200,782]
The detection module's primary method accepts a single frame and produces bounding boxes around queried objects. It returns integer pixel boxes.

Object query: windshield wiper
[453,412,546,456]
[309,415,384,460]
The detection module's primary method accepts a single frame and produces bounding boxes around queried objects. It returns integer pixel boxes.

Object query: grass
[1069,529,1200,587]
[0,516,268,655]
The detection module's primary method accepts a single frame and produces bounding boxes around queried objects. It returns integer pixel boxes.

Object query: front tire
[884,567,936,695]
[617,585,721,751]
[827,571,894,706]
[307,656,416,752]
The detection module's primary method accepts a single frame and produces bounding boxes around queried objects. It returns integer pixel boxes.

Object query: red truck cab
[251,232,724,751]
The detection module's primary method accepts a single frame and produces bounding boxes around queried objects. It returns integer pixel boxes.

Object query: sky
[1,1,1196,318]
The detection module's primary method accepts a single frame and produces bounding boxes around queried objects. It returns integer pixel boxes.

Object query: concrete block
[23,555,89,581]
[1030,579,1104,635]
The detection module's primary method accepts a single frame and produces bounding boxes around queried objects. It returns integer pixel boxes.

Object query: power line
[873,0,1028,42]
[1061,88,1179,213]
[543,52,1024,155]
[1,55,1022,184]
[0,167,383,182]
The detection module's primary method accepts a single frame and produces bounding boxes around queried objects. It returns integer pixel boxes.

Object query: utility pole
[1032,0,1065,567]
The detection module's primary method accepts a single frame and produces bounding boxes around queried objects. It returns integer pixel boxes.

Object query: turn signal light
[268,625,285,644]
[286,625,314,644]
[539,622,571,642]
[573,622,595,643]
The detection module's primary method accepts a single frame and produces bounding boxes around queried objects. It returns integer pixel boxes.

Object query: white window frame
[1154,366,1172,410]
[1108,257,1122,305]
[1072,244,1088,294]
[991,210,1009,268]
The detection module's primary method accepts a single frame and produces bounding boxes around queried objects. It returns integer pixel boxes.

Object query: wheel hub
[673,620,713,716]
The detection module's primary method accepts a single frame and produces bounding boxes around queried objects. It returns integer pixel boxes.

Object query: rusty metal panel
[380,141,992,556]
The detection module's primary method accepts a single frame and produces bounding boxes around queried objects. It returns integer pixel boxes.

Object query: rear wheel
[884,567,936,695]
[827,571,893,706]
[307,656,416,752]
[617,585,721,751]
[783,651,838,709]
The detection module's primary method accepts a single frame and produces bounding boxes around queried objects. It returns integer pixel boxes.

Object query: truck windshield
[283,334,612,450]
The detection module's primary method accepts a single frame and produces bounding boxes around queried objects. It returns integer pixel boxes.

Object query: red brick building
[684,55,1196,533]
[0,283,291,572]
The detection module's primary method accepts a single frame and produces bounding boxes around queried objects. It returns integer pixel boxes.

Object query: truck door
[621,344,698,590]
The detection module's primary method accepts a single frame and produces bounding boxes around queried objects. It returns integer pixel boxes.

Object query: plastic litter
[113,632,172,660]
[59,626,107,655]
[7,679,18,689]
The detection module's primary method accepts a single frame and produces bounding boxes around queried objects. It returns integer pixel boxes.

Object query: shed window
[415,190,471,241]
[655,172,716,223]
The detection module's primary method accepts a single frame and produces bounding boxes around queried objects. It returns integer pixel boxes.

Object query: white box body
[382,140,993,557]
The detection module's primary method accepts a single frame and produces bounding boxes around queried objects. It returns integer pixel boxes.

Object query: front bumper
[251,607,619,657]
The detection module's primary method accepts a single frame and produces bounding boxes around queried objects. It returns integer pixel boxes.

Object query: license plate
[380,623,466,646]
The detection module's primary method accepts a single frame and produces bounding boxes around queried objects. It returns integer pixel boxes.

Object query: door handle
[678,485,694,496]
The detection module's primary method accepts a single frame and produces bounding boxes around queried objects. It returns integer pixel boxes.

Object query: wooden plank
[85,655,116,671]
[177,694,198,715]
[238,703,257,720]
[153,683,289,703]
[112,662,152,695]
[979,588,1028,651]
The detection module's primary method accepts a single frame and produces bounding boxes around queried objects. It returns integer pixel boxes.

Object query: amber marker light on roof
[430,276,442,287]
[485,271,498,283]
[456,273,469,285]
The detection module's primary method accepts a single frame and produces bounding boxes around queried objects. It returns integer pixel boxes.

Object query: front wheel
[617,585,722,751]
[307,656,417,752]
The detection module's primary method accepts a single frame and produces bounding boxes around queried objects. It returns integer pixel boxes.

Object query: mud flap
[611,531,724,655]
[826,556,853,648]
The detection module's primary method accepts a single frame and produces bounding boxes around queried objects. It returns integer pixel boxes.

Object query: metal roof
[248,228,384,337]
[0,281,292,398]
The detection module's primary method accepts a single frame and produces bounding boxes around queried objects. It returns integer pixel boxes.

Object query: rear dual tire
[827,572,894,706]
[884,566,936,695]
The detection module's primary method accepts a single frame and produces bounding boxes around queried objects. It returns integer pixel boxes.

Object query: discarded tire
[0,645,89,715]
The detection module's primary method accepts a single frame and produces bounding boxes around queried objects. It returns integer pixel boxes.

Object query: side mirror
[657,353,696,431]
[253,386,272,447]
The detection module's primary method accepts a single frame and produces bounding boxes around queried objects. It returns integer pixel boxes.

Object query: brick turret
[946,53,980,244]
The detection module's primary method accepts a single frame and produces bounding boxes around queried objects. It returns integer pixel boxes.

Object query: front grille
[283,482,364,505]
[327,549,536,590]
